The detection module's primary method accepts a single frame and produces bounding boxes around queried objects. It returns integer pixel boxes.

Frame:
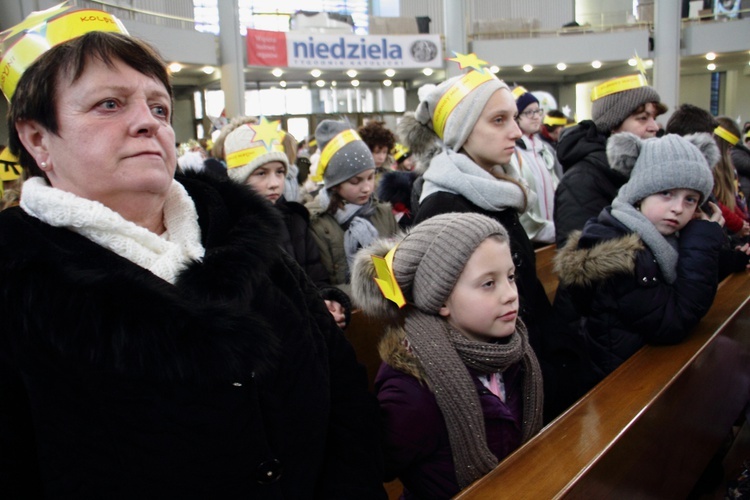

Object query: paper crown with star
[0,2,128,101]
[0,148,22,182]
[590,52,650,102]
[430,51,501,140]
[224,117,287,170]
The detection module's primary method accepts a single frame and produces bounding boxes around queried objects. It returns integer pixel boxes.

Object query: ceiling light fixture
[385,69,396,77]
[346,69,358,78]
[168,62,182,73]
[310,69,322,78]
[351,79,360,87]
[271,68,283,77]
[591,60,602,69]
[556,63,567,71]
[422,68,433,76]
[706,52,716,61]
[707,63,717,71]
[523,64,533,72]
[383,79,392,87]
[489,65,500,73]
[201,66,215,75]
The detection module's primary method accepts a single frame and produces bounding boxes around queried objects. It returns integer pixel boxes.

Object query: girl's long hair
[713,116,741,210]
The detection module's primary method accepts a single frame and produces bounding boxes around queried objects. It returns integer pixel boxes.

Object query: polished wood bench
[455,270,750,499]
[534,244,558,303]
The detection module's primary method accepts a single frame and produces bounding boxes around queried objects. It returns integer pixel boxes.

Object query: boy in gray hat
[554,74,667,247]
[553,132,725,390]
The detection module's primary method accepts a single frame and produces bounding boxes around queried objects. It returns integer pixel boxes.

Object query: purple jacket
[375,362,524,499]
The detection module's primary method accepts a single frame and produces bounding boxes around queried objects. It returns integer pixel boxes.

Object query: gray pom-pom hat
[608,132,718,205]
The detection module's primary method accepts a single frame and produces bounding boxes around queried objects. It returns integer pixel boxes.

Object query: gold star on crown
[447,52,488,72]
[249,117,283,151]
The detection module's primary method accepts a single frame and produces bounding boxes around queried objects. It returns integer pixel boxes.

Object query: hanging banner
[247,29,443,69]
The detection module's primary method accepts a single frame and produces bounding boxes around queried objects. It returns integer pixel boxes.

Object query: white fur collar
[20,177,205,284]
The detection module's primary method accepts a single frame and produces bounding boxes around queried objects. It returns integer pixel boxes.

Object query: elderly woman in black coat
[0,8,383,499]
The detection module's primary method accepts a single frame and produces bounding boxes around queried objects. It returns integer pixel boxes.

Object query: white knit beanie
[223,123,289,184]
[414,71,510,152]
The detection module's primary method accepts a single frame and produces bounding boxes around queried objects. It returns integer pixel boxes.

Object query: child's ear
[606,132,641,177]
[438,305,451,318]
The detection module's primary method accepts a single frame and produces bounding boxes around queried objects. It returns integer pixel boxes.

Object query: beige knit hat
[223,119,289,184]
[351,213,510,319]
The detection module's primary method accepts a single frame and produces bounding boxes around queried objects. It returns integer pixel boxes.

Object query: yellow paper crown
[311,129,362,183]
[391,143,410,162]
[745,130,750,141]
[226,118,286,169]
[543,115,568,127]
[714,126,739,146]
[511,86,529,99]
[0,2,128,101]
[590,74,648,102]
[371,245,406,308]
[0,148,22,181]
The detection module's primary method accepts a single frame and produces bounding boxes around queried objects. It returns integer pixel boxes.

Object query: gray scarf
[421,150,526,212]
[335,200,379,278]
[610,198,679,283]
[405,310,544,488]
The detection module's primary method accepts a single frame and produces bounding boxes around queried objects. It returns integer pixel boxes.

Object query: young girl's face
[246,161,286,204]
[462,89,522,170]
[371,145,389,168]
[439,238,519,342]
[639,188,701,235]
[334,168,375,205]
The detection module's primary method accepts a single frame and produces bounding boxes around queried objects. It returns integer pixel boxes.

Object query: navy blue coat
[554,208,724,386]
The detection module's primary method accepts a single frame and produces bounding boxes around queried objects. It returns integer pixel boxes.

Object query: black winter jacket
[0,172,385,499]
[553,208,724,387]
[553,120,628,248]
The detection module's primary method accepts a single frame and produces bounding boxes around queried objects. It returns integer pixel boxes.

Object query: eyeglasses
[520,109,545,118]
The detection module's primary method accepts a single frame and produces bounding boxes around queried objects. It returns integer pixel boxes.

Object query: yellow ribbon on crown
[511,86,529,100]
[590,74,649,102]
[0,148,22,181]
[312,129,362,183]
[714,126,739,146]
[226,143,285,169]
[391,143,410,162]
[371,244,406,308]
[0,2,128,101]
[543,116,568,127]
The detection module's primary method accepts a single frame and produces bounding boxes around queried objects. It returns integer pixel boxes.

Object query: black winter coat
[0,172,384,499]
[553,208,724,388]
[554,120,628,248]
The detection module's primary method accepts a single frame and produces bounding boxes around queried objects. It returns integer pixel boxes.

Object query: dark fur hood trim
[377,170,418,207]
[397,112,443,174]
[553,230,644,287]
[378,327,426,383]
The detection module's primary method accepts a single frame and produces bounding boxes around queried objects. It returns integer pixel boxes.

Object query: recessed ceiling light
[331,81,337,87]
[628,58,637,66]
[523,64,533,72]
[556,63,567,71]
[316,79,325,87]
[385,69,396,77]
[383,79,392,87]
[168,62,182,73]
[706,52,716,61]
[201,66,215,75]
[422,68,433,76]
[346,69,358,78]
[591,60,602,69]
[707,63,717,71]
[279,81,287,88]
[310,69,322,78]
[271,68,283,77]
[351,79,360,87]
[489,65,500,73]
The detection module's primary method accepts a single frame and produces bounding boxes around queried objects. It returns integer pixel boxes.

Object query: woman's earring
[40,161,47,169]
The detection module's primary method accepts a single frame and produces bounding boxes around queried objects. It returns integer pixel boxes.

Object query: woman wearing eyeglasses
[510,88,562,246]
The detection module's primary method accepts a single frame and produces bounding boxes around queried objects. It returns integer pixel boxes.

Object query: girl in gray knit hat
[398,62,559,407]
[351,212,544,499]
[553,132,726,390]
[308,119,398,289]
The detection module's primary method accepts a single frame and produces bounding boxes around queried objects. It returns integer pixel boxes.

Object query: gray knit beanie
[223,123,289,184]
[314,120,375,188]
[415,72,510,152]
[592,82,663,134]
[393,213,509,313]
[609,132,718,205]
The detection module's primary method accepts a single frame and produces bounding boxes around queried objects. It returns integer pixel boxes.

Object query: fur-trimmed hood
[554,230,644,287]
[397,112,443,174]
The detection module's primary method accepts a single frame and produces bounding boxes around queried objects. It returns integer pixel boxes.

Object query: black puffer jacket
[554,120,628,248]
[0,172,384,499]
[553,208,724,388]
[731,144,750,200]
